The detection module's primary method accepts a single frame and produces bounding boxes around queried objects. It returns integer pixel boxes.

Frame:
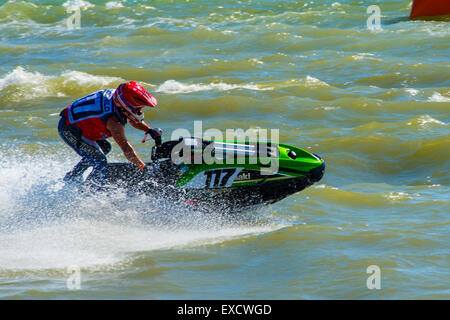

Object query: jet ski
[81,137,325,213]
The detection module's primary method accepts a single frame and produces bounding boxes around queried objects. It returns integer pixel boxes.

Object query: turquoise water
[0,0,449,299]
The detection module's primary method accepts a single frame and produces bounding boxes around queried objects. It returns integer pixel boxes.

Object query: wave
[0,66,123,101]
[0,67,281,102]
[408,115,447,126]
[351,115,448,132]
[0,66,48,91]
[307,183,449,208]
[149,76,332,97]
[62,0,95,10]
[0,1,68,27]
[319,134,449,184]
[428,92,450,102]
[105,1,123,10]
[155,79,272,94]
[61,70,122,87]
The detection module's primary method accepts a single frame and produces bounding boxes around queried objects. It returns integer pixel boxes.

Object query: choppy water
[0,0,449,299]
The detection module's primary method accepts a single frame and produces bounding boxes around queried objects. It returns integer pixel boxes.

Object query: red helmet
[113,81,158,123]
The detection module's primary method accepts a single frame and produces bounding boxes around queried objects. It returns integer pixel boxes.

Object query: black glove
[146,128,162,146]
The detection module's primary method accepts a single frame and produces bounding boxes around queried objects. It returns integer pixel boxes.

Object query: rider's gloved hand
[138,163,149,175]
[142,165,149,176]
[146,128,162,146]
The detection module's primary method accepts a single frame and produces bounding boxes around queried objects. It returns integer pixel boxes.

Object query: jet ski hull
[79,138,326,214]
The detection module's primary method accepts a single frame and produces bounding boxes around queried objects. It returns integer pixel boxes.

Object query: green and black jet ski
[82,137,325,213]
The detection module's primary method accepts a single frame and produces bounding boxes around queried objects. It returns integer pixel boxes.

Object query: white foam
[0,67,123,100]
[417,115,446,126]
[105,1,123,9]
[0,152,281,271]
[62,0,95,10]
[0,219,279,270]
[155,80,272,94]
[351,53,380,62]
[384,192,413,201]
[405,88,419,96]
[305,76,330,87]
[249,58,264,65]
[144,17,196,29]
[61,70,122,86]
[313,184,339,190]
[0,152,66,213]
[428,92,450,102]
[0,66,49,91]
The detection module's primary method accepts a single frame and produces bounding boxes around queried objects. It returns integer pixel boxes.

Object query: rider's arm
[106,116,145,170]
[129,119,150,132]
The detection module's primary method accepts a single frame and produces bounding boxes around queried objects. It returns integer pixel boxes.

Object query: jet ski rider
[58,81,162,184]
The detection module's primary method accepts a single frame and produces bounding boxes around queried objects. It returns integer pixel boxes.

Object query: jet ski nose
[309,155,325,182]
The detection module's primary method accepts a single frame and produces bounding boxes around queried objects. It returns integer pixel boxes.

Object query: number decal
[204,169,237,188]
[220,168,236,187]
[181,168,243,189]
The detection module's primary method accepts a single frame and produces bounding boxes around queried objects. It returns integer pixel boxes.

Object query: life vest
[61,89,127,141]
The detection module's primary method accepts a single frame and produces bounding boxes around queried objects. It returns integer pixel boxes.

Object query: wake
[0,153,281,270]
